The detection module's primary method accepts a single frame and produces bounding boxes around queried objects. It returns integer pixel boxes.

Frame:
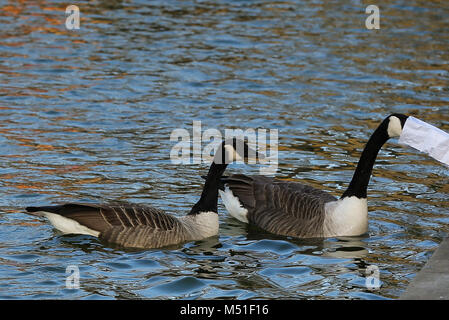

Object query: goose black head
[386,113,409,138]
[213,138,262,165]
[190,138,262,216]
[342,113,410,200]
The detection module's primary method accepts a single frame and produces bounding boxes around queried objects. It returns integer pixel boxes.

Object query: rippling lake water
[0,0,448,300]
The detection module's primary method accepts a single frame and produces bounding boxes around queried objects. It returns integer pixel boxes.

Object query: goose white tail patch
[219,187,249,223]
[42,212,100,237]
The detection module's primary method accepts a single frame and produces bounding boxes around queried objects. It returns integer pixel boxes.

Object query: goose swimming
[26,138,257,249]
[219,114,418,238]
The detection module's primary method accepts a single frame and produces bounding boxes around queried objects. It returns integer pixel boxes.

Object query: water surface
[0,0,448,299]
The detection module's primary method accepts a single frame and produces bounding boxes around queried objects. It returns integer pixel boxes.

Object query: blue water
[0,0,448,299]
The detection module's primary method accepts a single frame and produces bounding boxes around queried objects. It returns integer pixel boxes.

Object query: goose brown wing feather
[100,224,189,248]
[223,174,337,238]
[26,203,178,234]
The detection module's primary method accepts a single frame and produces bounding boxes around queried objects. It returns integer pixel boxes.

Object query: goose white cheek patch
[398,116,449,166]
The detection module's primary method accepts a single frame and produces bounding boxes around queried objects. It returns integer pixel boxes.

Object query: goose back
[26,203,207,248]
[221,174,337,238]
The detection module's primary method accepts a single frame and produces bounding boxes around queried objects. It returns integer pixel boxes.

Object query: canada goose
[219,114,412,238]
[26,138,257,249]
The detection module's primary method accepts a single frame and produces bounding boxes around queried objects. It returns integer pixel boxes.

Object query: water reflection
[322,237,369,259]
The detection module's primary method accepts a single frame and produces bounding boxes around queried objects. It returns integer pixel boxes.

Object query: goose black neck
[341,118,390,199]
[189,162,228,215]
